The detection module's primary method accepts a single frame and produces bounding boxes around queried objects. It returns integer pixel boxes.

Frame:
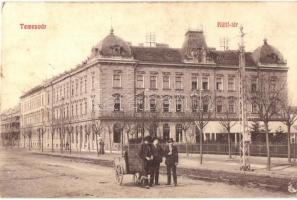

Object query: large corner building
[19,29,288,152]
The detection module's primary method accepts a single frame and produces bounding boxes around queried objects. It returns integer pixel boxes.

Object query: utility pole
[238,26,251,171]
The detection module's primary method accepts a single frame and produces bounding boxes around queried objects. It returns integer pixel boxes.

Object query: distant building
[19,28,288,152]
[0,105,20,147]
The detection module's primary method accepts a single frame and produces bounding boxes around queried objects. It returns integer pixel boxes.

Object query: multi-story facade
[0,105,20,147]
[19,28,288,152]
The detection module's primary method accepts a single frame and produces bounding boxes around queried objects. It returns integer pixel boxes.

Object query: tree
[85,124,92,152]
[219,104,237,159]
[143,112,160,139]
[38,127,46,152]
[105,123,113,154]
[179,119,193,157]
[280,101,297,163]
[51,127,55,152]
[193,95,214,165]
[92,119,104,156]
[66,125,73,154]
[248,73,285,170]
[250,121,265,143]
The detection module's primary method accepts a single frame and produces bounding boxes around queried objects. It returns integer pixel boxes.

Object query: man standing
[138,136,153,189]
[165,138,178,186]
[150,138,163,186]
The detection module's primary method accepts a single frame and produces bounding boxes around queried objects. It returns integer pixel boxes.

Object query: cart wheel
[115,165,123,185]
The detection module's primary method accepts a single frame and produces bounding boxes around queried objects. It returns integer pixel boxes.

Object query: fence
[164,143,297,158]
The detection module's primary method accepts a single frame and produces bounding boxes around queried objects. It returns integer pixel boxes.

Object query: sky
[1,1,297,111]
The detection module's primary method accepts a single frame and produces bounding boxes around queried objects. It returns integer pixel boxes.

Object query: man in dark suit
[165,138,178,186]
[150,138,163,186]
[138,136,153,189]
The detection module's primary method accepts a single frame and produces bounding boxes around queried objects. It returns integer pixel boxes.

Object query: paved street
[0,149,291,198]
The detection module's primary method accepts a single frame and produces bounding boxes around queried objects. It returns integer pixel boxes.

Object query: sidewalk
[29,149,297,179]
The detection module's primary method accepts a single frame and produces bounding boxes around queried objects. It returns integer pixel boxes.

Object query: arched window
[113,123,122,143]
[216,99,223,113]
[192,96,199,112]
[163,123,170,140]
[228,100,235,113]
[176,98,182,112]
[176,124,183,142]
[163,97,170,112]
[136,96,144,112]
[150,98,156,112]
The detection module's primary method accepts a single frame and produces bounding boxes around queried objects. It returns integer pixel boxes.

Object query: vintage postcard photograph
[1,1,297,198]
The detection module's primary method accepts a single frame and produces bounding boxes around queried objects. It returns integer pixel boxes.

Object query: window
[63,85,65,99]
[228,100,235,113]
[175,76,182,90]
[192,77,198,90]
[216,77,223,91]
[270,79,276,91]
[80,78,83,94]
[192,97,198,112]
[75,80,78,95]
[163,98,170,112]
[150,98,156,112]
[67,83,69,98]
[91,75,95,89]
[71,105,74,116]
[114,96,121,111]
[84,78,87,93]
[203,101,208,113]
[163,76,170,89]
[75,104,78,116]
[56,88,59,102]
[85,101,87,114]
[53,88,55,103]
[71,81,74,96]
[113,124,122,143]
[228,77,235,91]
[150,75,157,89]
[251,79,257,93]
[136,75,144,88]
[176,124,183,142]
[113,74,121,88]
[216,100,223,113]
[163,124,170,141]
[176,98,182,112]
[136,97,144,112]
[66,106,69,117]
[202,77,209,90]
[80,103,82,115]
[252,102,258,113]
[92,99,95,112]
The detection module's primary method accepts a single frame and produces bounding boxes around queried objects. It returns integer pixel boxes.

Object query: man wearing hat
[138,136,153,189]
[150,137,163,186]
[164,138,178,186]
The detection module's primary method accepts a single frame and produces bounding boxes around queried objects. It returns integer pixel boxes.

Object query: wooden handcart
[114,144,144,185]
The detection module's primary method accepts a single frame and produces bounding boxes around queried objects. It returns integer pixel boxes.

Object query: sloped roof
[131,46,182,63]
[131,47,257,67]
[209,50,257,67]
[20,84,43,99]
